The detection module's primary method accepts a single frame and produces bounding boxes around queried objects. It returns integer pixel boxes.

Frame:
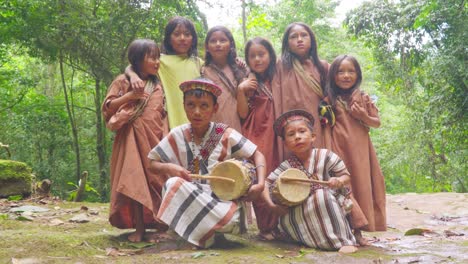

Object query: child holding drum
[262,109,358,253]
[148,77,266,248]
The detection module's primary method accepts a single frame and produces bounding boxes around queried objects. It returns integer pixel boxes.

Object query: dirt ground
[1,192,467,264]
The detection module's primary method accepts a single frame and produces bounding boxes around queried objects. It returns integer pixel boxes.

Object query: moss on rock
[0,159,32,198]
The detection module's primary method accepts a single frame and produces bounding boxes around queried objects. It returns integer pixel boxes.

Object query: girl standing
[272,22,330,160]
[202,26,247,132]
[128,16,203,129]
[237,37,280,238]
[328,55,386,245]
[103,39,168,242]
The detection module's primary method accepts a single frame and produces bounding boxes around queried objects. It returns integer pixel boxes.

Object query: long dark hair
[204,25,245,83]
[163,16,198,57]
[244,37,276,83]
[328,55,362,104]
[281,22,327,89]
[127,39,160,81]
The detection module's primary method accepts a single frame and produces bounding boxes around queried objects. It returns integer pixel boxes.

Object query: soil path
[1,193,467,263]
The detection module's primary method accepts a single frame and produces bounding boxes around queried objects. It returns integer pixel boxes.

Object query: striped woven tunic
[148,122,257,248]
[268,148,356,250]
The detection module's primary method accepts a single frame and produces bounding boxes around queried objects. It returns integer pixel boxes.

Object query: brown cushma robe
[241,80,280,232]
[331,89,387,231]
[203,65,245,132]
[271,59,331,161]
[102,74,169,229]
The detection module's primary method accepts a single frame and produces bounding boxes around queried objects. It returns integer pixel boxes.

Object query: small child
[261,109,358,253]
[102,39,168,242]
[328,55,386,245]
[148,77,266,248]
[202,25,247,132]
[237,37,280,239]
[127,16,203,128]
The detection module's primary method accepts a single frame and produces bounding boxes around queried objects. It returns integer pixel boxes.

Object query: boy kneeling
[148,77,266,248]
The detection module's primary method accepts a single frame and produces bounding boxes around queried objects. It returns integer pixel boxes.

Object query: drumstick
[189,174,235,183]
[280,177,330,186]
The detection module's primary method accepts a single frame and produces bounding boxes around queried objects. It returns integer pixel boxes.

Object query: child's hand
[242,183,264,202]
[162,163,191,180]
[125,90,148,101]
[238,78,258,97]
[349,101,367,121]
[129,75,145,93]
[328,177,344,189]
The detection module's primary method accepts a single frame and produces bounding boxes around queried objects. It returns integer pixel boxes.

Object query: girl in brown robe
[202,26,247,132]
[328,55,387,245]
[102,39,169,242]
[237,37,280,239]
[272,22,331,161]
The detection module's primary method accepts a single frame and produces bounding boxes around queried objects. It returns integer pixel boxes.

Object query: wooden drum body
[210,159,256,201]
[271,168,310,206]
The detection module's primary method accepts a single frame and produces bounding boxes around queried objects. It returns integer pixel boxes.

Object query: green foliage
[7,195,22,201]
[345,0,467,193]
[67,181,100,202]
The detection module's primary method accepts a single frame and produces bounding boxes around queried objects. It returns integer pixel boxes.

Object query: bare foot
[354,229,371,246]
[338,245,358,254]
[258,232,275,241]
[127,230,144,242]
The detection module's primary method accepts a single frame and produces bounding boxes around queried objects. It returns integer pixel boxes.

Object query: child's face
[287,25,311,59]
[335,59,357,90]
[247,43,270,75]
[283,120,315,155]
[184,93,218,131]
[141,50,160,78]
[206,31,231,62]
[170,24,193,55]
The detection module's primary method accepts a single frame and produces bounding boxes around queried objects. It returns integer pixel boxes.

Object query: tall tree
[345,0,467,192]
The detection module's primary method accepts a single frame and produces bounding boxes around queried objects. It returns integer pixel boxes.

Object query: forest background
[0,0,466,202]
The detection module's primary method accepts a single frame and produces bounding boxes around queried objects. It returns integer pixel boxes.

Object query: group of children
[102,16,386,254]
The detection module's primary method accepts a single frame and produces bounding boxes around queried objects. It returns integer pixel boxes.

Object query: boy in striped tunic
[262,109,358,253]
[148,77,266,248]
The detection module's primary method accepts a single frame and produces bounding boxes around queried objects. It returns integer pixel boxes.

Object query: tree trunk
[94,78,108,201]
[59,53,81,183]
[241,0,247,44]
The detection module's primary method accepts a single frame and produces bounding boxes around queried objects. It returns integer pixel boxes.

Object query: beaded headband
[179,77,222,98]
[273,109,315,137]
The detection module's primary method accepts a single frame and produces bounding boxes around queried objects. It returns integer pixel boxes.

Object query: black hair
[280,22,327,91]
[244,37,276,83]
[204,26,245,83]
[183,89,217,105]
[163,16,198,57]
[328,55,362,105]
[127,39,160,81]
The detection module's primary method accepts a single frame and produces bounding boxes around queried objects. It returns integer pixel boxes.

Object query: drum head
[210,160,251,201]
[277,168,310,205]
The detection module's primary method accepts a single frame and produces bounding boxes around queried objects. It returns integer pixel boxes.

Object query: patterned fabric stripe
[199,202,238,247]
[218,128,231,161]
[168,133,182,165]
[312,190,335,249]
[182,198,219,239]
[231,136,247,154]
[280,189,356,249]
[157,178,184,219]
[153,145,170,163]
[169,187,204,230]
[317,189,343,248]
